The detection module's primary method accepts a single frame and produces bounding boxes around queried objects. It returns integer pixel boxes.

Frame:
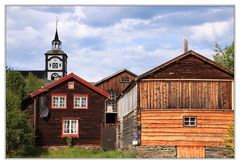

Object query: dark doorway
[106,112,117,124]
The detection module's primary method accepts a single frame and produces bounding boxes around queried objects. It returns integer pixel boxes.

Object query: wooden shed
[116,50,234,158]
[95,69,137,124]
[24,73,109,147]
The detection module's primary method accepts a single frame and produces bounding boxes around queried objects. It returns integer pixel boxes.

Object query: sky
[6,6,234,82]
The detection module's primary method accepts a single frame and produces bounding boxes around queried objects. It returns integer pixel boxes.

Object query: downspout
[33,97,37,144]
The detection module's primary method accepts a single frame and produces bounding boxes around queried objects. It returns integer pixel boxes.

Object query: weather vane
[56,17,59,31]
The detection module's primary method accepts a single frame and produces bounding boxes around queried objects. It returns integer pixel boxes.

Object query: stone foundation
[205,146,233,158]
[120,145,177,158]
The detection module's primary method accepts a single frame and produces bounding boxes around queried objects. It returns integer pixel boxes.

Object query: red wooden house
[25,73,109,146]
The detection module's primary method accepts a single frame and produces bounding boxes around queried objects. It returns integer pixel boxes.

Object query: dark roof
[136,50,234,80]
[13,70,45,79]
[52,30,61,43]
[95,69,137,86]
[30,73,109,98]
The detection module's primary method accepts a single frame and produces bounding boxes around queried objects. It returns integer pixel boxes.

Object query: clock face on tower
[52,63,58,68]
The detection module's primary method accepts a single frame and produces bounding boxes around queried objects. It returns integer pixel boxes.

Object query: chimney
[184,38,188,53]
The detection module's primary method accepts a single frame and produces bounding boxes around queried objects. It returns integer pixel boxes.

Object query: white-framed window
[52,95,67,109]
[184,117,197,127]
[63,119,79,135]
[73,95,88,109]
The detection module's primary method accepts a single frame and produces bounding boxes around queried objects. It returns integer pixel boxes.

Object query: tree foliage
[6,88,34,154]
[6,70,34,155]
[213,42,234,72]
[6,69,26,99]
[24,72,44,95]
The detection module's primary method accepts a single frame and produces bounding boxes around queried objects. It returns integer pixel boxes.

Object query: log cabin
[24,73,109,147]
[95,69,137,124]
[116,50,234,158]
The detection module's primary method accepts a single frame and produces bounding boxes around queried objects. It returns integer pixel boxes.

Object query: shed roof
[95,68,137,86]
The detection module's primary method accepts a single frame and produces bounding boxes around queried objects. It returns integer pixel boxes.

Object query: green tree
[6,70,34,156]
[6,69,26,99]
[24,72,44,95]
[213,42,234,72]
[6,88,34,155]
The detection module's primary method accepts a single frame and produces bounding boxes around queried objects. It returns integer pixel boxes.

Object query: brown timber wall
[96,71,136,96]
[139,81,232,109]
[141,110,234,146]
[35,78,106,146]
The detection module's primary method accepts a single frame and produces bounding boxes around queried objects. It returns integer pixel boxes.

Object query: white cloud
[189,19,233,43]
[6,6,234,82]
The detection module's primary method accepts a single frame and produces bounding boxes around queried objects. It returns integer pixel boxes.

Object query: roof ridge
[95,68,137,86]
[30,73,109,98]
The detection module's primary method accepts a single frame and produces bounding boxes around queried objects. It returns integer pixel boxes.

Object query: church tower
[45,20,68,81]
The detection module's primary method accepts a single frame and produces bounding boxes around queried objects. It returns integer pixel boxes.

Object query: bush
[66,137,72,147]
[224,124,234,158]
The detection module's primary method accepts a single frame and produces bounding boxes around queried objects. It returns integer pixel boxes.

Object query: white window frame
[63,119,79,134]
[52,95,66,109]
[73,96,88,109]
[184,117,197,127]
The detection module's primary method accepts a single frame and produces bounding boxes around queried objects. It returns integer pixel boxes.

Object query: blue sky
[6,6,234,82]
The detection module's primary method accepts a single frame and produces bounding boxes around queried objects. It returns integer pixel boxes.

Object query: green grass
[8,147,136,158]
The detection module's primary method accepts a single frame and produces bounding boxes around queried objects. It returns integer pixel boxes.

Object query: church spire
[52,17,62,50]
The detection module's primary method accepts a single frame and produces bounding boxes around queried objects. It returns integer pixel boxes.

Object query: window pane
[75,97,80,107]
[60,97,65,107]
[71,120,77,134]
[81,97,87,107]
[64,120,70,133]
[190,121,195,126]
[190,118,195,121]
[53,97,58,107]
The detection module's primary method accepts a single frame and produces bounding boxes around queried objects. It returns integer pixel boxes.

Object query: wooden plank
[141,127,227,133]
[177,146,204,158]
[141,140,223,147]
[141,79,233,82]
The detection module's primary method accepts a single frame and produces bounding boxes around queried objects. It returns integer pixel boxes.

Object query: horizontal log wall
[139,80,232,109]
[141,110,234,147]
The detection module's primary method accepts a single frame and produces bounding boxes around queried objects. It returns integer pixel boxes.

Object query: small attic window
[68,81,74,90]
[120,77,130,83]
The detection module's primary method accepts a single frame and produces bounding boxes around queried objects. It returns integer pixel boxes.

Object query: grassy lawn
[8,147,136,158]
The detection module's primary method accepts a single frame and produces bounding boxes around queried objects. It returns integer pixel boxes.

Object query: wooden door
[177,146,205,158]
[101,125,116,150]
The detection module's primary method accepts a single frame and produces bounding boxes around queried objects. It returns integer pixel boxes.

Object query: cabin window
[51,94,67,109]
[62,119,79,138]
[73,95,88,109]
[120,77,130,83]
[183,117,197,127]
[109,90,117,100]
[68,81,75,90]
